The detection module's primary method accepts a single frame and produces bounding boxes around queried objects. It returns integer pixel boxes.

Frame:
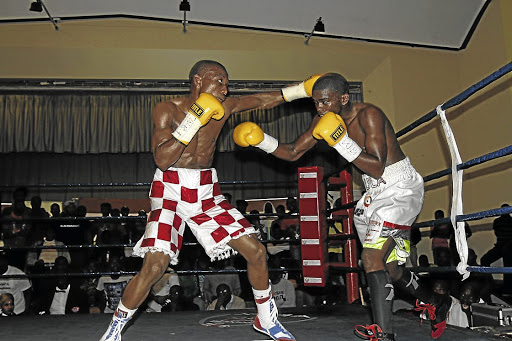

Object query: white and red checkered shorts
[132,167,256,265]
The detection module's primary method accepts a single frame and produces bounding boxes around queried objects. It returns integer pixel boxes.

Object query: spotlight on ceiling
[29,0,43,12]
[179,0,191,33]
[304,17,325,45]
[29,0,59,31]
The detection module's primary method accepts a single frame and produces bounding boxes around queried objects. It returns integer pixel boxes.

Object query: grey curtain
[0,90,361,203]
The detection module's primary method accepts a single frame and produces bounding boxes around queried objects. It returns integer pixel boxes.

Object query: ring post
[298,166,328,287]
[328,170,359,303]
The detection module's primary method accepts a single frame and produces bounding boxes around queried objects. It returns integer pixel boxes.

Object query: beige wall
[1,0,511,262]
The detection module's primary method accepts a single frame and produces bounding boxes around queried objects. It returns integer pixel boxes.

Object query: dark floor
[3,305,510,340]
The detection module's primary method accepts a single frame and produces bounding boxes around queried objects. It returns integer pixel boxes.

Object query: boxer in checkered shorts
[100,60,301,341]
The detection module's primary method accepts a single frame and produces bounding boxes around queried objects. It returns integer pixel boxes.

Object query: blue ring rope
[413,205,512,228]
[423,144,512,183]
[396,62,512,138]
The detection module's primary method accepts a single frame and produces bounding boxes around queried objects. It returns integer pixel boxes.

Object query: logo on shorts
[369,219,382,227]
[364,195,372,207]
[190,102,205,118]
[330,124,345,142]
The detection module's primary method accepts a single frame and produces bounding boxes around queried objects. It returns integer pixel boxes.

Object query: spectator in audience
[28,196,50,245]
[1,188,32,270]
[0,292,15,316]
[285,196,299,216]
[79,258,101,314]
[146,266,180,313]
[0,251,31,315]
[26,226,71,271]
[270,270,296,308]
[418,255,431,268]
[50,203,61,218]
[430,210,453,266]
[160,285,199,312]
[94,255,133,313]
[222,193,232,205]
[261,202,275,240]
[235,199,249,215]
[92,202,114,246]
[207,283,246,310]
[247,209,266,241]
[481,203,512,295]
[203,258,241,307]
[33,256,88,315]
[408,226,422,267]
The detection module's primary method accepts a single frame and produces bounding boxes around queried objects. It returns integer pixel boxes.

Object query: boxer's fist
[282,74,323,102]
[313,112,362,162]
[233,122,278,153]
[233,122,264,147]
[172,93,225,145]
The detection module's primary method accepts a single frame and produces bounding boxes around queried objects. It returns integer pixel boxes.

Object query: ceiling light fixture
[304,17,325,45]
[179,0,191,33]
[29,0,59,31]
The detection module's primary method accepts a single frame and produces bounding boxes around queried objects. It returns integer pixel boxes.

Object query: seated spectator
[26,226,71,271]
[79,258,101,314]
[418,255,431,268]
[146,266,180,313]
[235,199,249,215]
[202,259,241,306]
[0,251,31,315]
[207,283,246,310]
[161,285,199,312]
[247,209,266,241]
[94,255,133,313]
[444,280,483,328]
[0,293,16,316]
[270,270,296,308]
[285,196,299,216]
[222,193,232,205]
[33,256,88,315]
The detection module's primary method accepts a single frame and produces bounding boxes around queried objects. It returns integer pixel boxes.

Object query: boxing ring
[2,61,512,340]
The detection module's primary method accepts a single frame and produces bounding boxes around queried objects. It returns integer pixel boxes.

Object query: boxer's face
[312,89,342,116]
[198,65,229,102]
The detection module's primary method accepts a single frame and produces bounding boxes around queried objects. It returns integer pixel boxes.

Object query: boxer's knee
[140,252,169,281]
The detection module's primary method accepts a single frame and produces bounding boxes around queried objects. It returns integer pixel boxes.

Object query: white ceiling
[2,0,490,50]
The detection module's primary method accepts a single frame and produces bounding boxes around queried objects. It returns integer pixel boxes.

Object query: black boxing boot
[354,270,395,339]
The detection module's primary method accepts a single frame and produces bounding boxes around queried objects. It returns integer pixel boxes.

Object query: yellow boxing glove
[281,74,323,102]
[172,93,225,145]
[312,112,362,162]
[233,122,278,153]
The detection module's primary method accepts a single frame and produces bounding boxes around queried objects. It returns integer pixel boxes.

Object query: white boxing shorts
[353,157,424,264]
[132,167,256,265]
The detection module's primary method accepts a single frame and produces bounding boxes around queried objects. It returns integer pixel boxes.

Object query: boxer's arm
[351,107,388,178]
[271,116,320,161]
[152,102,186,171]
[223,91,285,114]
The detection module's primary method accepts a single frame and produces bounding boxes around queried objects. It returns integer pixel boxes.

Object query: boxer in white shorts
[354,157,424,266]
[234,73,451,341]
[132,167,256,264]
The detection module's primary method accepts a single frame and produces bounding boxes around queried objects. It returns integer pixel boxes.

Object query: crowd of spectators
[1,187,510,330]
